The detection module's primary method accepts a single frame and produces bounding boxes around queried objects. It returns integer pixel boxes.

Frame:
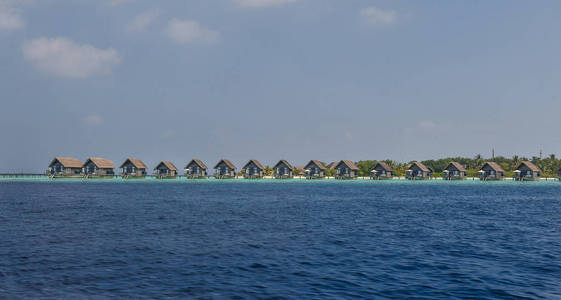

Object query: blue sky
[1,0,560,172]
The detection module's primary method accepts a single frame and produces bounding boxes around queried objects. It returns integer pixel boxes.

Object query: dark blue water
[1,180,560,299]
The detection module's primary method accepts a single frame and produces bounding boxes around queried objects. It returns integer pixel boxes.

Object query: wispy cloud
[83,114,104,126]
[165,19,219,44]
[235,0,299,8]
[22,37,122,79]
[126,8,161,33]
[403,120,438,134]
[109,0,134,6]
[0,0,25,31]
[360,7,397,25]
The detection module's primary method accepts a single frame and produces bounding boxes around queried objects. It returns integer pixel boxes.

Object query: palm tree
[511,155,520,170]
[474,154,483,169]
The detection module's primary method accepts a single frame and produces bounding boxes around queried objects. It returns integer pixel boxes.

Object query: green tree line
[355,154,561,178]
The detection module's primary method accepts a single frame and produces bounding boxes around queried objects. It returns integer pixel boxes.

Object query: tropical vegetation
[355,154,561,178]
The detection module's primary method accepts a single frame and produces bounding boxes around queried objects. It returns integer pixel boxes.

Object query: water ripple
[0,182,560,298]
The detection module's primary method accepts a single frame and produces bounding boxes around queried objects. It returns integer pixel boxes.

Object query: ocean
[1,179,560,298]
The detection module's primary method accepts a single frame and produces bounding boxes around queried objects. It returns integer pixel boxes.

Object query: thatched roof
[517,161,541,172]
[50,157,83,168]
[409,161,431,172]
[273,160,294,170]
[243,159,265,170]
[294,166,305,174]
[186,159,208,170]
[374,162,393,172]
[482,162,504,172]
[155,161,177,171]
[336,160,358,170]
[120,158,147,169]
[85,157,115,169]
[446,161,467,172]
[305,160,327,170]
[214,159,236,170]
[326,162,336,170]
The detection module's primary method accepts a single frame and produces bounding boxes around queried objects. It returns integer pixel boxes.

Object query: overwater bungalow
[214,159,236,179]
[120,158,147,178]
[242,159,265,179]
[443,162,467,180]
[83,157,115,178]
[185,159,208,179]
[47,157,83,177]
[370,162,394,180]
[334,160,359,179]
[405,162,433,180]
[514,161,541,181]
[304,160,327,179]
[154,161,178,179]
[273,160,295,179]
[479,162,505,180]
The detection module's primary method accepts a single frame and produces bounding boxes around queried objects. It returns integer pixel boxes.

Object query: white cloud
[22,37,122,79]
[83,114,103,126]
[0,1,25,31]
[235,0,299,8]
[403,120,438,134]
[126,9,160,33]
[360,7,397,25]
[417,120,437,130]
[165,19,219,44]
[109,0,134,6]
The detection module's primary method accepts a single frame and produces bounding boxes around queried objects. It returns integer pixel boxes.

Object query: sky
[1,0,561,172]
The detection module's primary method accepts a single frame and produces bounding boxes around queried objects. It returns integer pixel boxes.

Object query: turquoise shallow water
[1,176,560,185]
[1,180,560,298]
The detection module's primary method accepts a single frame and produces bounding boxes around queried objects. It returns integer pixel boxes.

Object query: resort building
[83,157,115,177]
[47,157,83,177]
[154,161,178,178]
[334,160,359,179]
[304,160,327,179]
[443,162,467,180]
[514,161,541,181]
[242,159,265,179]
[273,160,295,179]
[479,162,505,180]
[214,159,236,179]
[185,159,208,179]
[370,162,394,180]
[406,162,433,180]
[120,158,147,178]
